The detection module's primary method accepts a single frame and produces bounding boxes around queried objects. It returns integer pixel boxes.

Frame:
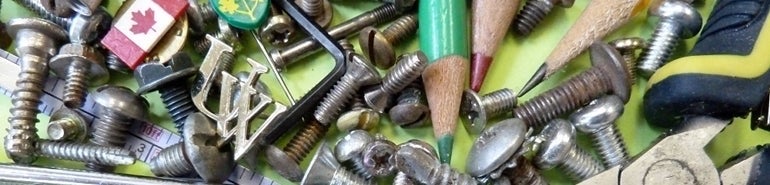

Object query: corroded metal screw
[337,97,380,132]
[50,43,108,108]
[512,42,630,129]
[135,53,198,134]
[395,139,478,185]
[461,88,517,135]
[570,95,629,168]
[334,130,376,179]
[4,18,67,164]
[301,142,374,184]
[393,139,437,185]
[296,0,333,28]
[47,108,88,141]
[512,0,575,36]
[359,14,418,68]
[364,51,427,112]
[637,0,702,78]
[500,157,547,185]
[86,86,149,172]
[609,37,646,84]
[36,140,135,166]
[389,84,430,128]
[533,119,604,181]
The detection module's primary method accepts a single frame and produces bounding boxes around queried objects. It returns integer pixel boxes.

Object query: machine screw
[393,139,437,185]
[512,0,575,36]
[337,97,380,132]
[389,84,430,128]
[13,0,72,27]
[609,37,646,84]
[47,108,87,141]
[296,0,333,28]
[301,142,374,184]
[4,18,67,164]
[148,113,234,183]
[68,0,102,16]
[193,19,240,54]
[103,51,131,73]
[512,42,630,129]
[570,95,629,168]
[461,88,518,135]
[362,139,398,177]
[261,14,296,46]
[533,119,605,181]
[135,53,198,134]
[500,157,547,185]
[467,118,529,182]
[186,0,218,34]
[36,140,135,166]
[270,3,411,69]
[393,172,416,185]
[86,85,149,172]
[38,0,74,17]
[49,43,108,108]
[364,51,427,112]
[395,139,478,185]
[334,130,376,179]
[359,14,418,69]
[637,0,702,78]
[67,8,112,44]
[265,120,328,182]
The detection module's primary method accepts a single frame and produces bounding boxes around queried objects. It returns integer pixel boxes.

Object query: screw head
[347,53,382,85]
[461,89,487,135]
[265,145,304,182]
[334,130,375,163]
[261,14,295,46]
[68,8,112,44]
[337,109,380,132]
[395,140,440,183]
[134,52,197,94]
[362,139,398,177]
[182,113,235,183]
[648,0,703,38]
[47,108,87,141]
[609,37,647,53]
[7,18,67,57]
[49,43,109,85]
[534,119,576,169]
[92,85,149,121]
[359,27,396,69]
[301,142,340,184]
[467,118,528,177]
[363,88,391,113]
[589,42,631,102]
[389,102,430,128]
[570,95,625,133]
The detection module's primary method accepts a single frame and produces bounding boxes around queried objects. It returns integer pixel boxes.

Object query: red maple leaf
[129,8,156,35]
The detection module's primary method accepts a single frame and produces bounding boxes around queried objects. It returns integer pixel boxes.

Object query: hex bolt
[36,140,135,166]
[501,157,547,185]
[637,0,702,78]
[395,140,478,185]
[4,18,67,164]
[296,0,333,28]
[301,142,374,184]
[193,19,239,54]
[569,95,629,168]
[512,42,630,129]
[135,53,198,134]
[362,139,398,177]
[267,53,380,181]
[512,0,575,36]
[337,97,380,132]
[270,3,411,70]
[334,130,376,179]
[148,113,234,183]
[389,84,430,128]
[533,119,605,181]
[50,43,108,108]
[86,85,149,172]
[364,51,427,112]
[461,88,518,135]
[609,37,646,84]
[47,108,88,141]
[186,0,218,34]
[359,14,418,68]
[13,0,72,27]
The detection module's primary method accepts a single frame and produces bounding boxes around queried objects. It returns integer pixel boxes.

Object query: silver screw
[359,14,418,68]
[192,34,237,95]
[389,84,430,128]
[334,130,376,179]
[609,37,646,84]
[467,118,529,182]
[49,43,108,108]
[47,108,87,141]
[362,138,398,177]
[193,19,239,54]
[270,3,412,70]
[86,86,149,172]
[501,157,547,185]
[533,119,604,181]
[570,95,629,168]
[512,0,575,36]
[13,0,72,27]
[38,0,74,17]
[337,97,380,132]
[134,53,198,134]
[637,0,702,78]
[148,113,234,183]
[261,14,296,46]
[296,0,333,28]
[395,139,478,185]
[302,142,374,184]
[393,171,416,185]
[364,51,427,112]
[4,18,67,164]
[461,88,518,135]
[104,51,131,73]
[393,140,436,185]
[36,140,135,166]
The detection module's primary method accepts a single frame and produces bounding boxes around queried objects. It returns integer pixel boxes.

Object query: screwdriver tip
[470,53,492,92]
[518,64,547,97]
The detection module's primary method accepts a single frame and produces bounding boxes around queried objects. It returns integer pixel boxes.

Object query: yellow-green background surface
[2,0,770,184]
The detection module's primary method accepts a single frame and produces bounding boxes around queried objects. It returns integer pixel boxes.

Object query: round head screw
[7,18,67,57]
[362,139,398,177]
[648,0,703,39]
[182,113,235,183]
[334,130,375,165]
[265,145,305,181]
[87,85,148,172]
[360,26,396,69]
[461,88,518,135]
[570,95,629,167]
[534,119,576,169]
[92,86,149,121]
[134,53,197,94]
[47,108,87,141]
[467,118,528,180]
[261,14,296,46]
[50,43,108,108]
[389,86,431,128]
[638,0,702,78]
[68,8,112,44]
[590,43,632,102]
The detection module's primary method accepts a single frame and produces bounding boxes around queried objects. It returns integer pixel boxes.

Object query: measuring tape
[0,49,277,185]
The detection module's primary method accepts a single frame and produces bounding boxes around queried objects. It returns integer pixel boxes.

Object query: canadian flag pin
[101,0,188,70]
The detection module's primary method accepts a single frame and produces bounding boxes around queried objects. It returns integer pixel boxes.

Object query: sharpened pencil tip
[470,53,492,92]
[519,64,547,97]
[437,136,454,164]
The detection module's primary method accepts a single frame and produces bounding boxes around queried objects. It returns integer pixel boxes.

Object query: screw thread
[193,31,229,54]
[5,55,48,164]
[561,146,605,181]
[87,109,133,172]
[299,0,324,18]
[158,85,197,134]
[13,0,71,27]
[36,140,135,165]
[513,68,612,129]
[393,172,416,185]
[381,53,426,94]
[481,89,517,117]
[382,15,418,44]
[339,40,355,54]
[638,20,681,77]
[105,52,131,74]
[315,75,360,124]
[505,157,547,185]
[331,167,374,185]
[343,160,374,179]
[427,164,477,185]
[148,143,194,177]
[62,62,88,108]
[47,118,81,141]
[369,4,400,25]
[592,126,629,168]
[198,3,218,21]
[284,120,329,163]
[621,51,638,84]
[610,38,646,84]
[512,0,553,36]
